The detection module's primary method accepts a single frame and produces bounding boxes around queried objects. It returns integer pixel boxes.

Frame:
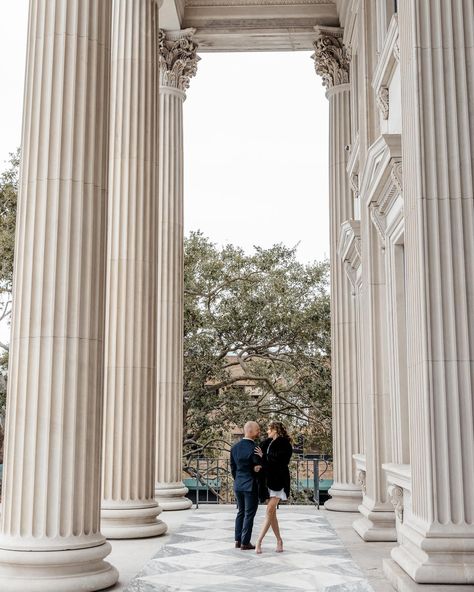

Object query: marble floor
[125,506,375,592]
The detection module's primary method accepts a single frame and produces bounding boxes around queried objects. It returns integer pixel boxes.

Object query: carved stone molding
[391,161,403,194]
[339,219,362,293]
[376,86,389,120]
[357,470,367,494]
[370,204,387,248]
[371,159,403,247]
[372,15,399,122]
[393,39,400,63]
[159,28,200,91]
[349,172,359,199]
[388,484,404,523]
[311,26,350,89]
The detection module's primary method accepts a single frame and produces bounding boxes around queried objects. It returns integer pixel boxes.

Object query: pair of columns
[0,1,194,590]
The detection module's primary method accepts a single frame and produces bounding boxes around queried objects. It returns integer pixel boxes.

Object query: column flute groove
[0,1,118,590]
[101,0,167,539]
[154,29,199,510]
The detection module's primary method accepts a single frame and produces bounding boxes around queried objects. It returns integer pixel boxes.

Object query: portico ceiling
[160,0,339,51]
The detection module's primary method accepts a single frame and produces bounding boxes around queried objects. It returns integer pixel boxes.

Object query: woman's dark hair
[268,420,292,442]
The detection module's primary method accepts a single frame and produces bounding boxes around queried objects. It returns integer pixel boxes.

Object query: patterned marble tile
[125,508,374,592]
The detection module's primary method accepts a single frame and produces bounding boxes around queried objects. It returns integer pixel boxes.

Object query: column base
[353,501,397,541]
[389,521,474,584]
[0,542,118,592]
[155,481,193,511]
[324,482,363,512]
[101,501,167,539]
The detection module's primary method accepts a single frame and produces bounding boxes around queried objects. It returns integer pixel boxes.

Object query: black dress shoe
[235,541,241,548]
[240,543,255,550]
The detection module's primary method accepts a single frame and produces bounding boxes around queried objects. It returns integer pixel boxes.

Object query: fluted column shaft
[353,209,395,541]
[326,85,362,511]
[100,0,166,539]
[154,29,198,511]
[0,1,118,590]
[312,28,362,513]
[388,0,474,584]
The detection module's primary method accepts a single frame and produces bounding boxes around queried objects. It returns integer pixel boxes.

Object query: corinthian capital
[159,28,200,91]
[311,27,350,89]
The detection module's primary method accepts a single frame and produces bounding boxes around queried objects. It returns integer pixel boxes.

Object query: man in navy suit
[230,421,262,550]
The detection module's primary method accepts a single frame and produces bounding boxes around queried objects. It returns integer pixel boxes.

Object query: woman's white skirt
[268,488,287,501]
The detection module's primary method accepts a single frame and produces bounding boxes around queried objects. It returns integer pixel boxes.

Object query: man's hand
[254,465,262,473]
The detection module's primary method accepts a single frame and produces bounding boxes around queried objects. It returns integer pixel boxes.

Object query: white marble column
[154,29,198,510]
[101,0,167,539]
[312,28,362,512]
[385,0,474,585]
[0,1,118,590]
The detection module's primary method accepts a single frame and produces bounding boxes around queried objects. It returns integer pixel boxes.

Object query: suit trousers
[234,489,258,545]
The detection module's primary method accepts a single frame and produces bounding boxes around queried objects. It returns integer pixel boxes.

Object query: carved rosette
[388,484,404,523]
[311,27,350,89]
[159,28,200,91]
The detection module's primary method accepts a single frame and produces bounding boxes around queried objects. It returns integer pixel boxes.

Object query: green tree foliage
[184,231,332,455]
[0,150,19,407]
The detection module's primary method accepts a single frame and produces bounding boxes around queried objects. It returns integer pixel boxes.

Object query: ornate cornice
[159,28,200,91]
[311,26,350,89]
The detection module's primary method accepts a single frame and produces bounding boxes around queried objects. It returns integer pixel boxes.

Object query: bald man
[230,421,262,550]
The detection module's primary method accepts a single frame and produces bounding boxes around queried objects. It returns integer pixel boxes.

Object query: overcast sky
[0,3,329,341]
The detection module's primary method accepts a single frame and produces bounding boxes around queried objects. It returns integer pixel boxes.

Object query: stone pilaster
[101,0,167,538]
[154,29,198,510]
[312,27,362,512]
[385,0,474,584]
[0,1,118,590]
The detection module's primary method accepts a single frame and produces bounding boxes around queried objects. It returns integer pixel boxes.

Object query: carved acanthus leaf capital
[159,28,200,91]
[311,27,350,89]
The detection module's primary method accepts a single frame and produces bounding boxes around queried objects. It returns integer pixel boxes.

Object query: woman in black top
[254,420,292,554]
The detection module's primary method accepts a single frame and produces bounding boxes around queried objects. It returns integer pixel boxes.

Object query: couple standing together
[230,420,293,554]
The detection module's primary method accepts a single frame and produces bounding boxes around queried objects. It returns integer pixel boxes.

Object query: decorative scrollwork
[377,86,389,120]
[311,27,350,89]
[388,484,404,523]
[350,173,359,199]
[159,28,200,91]
[357,470,367,494]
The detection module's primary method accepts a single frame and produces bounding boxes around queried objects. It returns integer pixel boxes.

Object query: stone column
[385,0,474,585]
[101,0,167,538]
[154,29,198,510]
[312,28,362,512]
[0,1,118,590]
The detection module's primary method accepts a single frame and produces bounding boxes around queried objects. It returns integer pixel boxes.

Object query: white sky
[0,2,329,343]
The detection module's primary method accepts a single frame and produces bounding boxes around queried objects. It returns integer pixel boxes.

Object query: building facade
[0,0,473,591]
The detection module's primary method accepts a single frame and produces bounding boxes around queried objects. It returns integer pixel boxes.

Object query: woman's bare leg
[256,497,279,554]
[270,512,283,551]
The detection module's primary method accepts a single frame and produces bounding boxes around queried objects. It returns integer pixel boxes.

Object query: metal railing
[184,455,333,509]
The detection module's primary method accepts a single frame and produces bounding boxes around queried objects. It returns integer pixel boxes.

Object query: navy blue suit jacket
[230,438,260,493]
